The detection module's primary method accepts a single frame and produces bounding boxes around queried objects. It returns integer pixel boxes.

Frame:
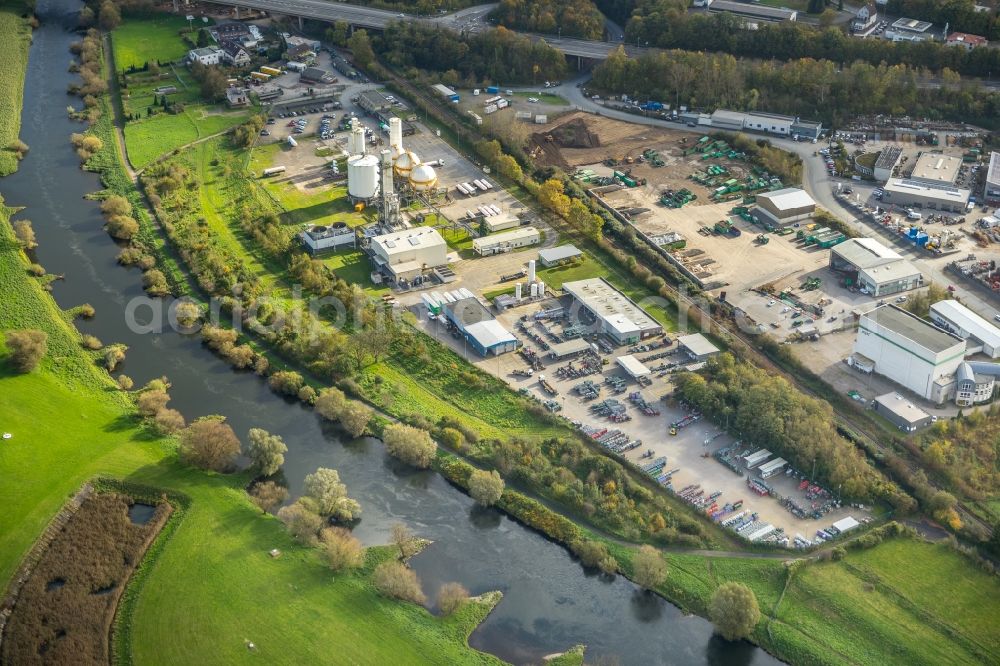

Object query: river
[1,2,780,663]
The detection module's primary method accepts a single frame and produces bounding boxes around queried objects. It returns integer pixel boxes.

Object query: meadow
[111,14,194,70]
[123,106,251,169]
[0,0,32,176]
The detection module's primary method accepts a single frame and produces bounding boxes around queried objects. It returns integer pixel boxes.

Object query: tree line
[591,46,1000,128]
[490,0,605,40]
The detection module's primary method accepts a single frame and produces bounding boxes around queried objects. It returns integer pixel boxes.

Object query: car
[260,129,269,136]
[398,12,404,16]
[896,295,908,303]
[528,97,539,103]
[994,314,1000,323]
[266,118,276,124]
[767,299,776,307]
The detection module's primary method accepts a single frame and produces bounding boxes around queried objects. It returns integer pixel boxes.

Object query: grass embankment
[110,14,193,69]
[0,0,32,176]
[0,206,505,664]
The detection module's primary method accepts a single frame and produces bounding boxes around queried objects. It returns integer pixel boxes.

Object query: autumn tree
[153,408,186,434]
[320,526,365,571]
[391,522,421,559]
[632,545,668,590]
[340,401,373,437]
[383,423,436,469]
[468,469,504,506]
[98,0,120,30]
[4,329,47,372]
[178,415,241,472]
[709,582,761,641]
[246,427,288,476]
[571,539,617,574]
[12,220,37,249]
[303,467,362,521]
[277,499,324,545]
[437,582,470,615]
[249,480,288,514]
[373,561,426,604]
[314,387,346,421]
[137,389,170,417]
[537,178,570,218]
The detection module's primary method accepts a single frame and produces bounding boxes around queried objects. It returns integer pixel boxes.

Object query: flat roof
[616,354,650,378]
[442,296,493,328]
[988,152,1000,186]
[910,153,961,184]
[563,278,660,333]
[678,333,720,357]
[832,237,901,268]
[711,109,747,124]
[538,244,582,263]
[832,516,860,532]
[431,83,458,97]
[859,259,921,286]
[875,392,931,424]
[464,320,517,349]
[892,17,933,32]
[747,111,795,122]
[472,226,539,250]
[861,304,965,355]
[874,146,903,170]
[791,119,823,130]
[756,187,815,211]
[371,226,445,256]
[359,90,392,107]
[930,299,1000,349]
[709,0,797,20]
[549,338,592,357]
[883,178,970,204]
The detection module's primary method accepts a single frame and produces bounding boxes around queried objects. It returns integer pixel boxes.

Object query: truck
[260,66,282,76]
[640,101,663,111]
[486,85,499,94]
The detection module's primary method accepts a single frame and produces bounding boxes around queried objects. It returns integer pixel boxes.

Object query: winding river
[2,2,781,663]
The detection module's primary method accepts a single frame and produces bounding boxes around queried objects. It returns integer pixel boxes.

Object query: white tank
[393,149,420,178]
[530,283,539,298]
[408,163,438,191]
[348,154,379,200]
[538,280,545,297]
[527,260,536,284]
[349,125,366,155]
[380,149,394,195]
[515,283,522,299]
[389,117,403,149]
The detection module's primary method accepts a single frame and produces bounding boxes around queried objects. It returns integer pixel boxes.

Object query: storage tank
[527,260,536,284]
[515,283,522,299]
[389,117,403,149]
[348,125,366,155]
[347,154,379,200]
[408,163,438,191]
[538,280,545,297]
[393,149,420,178]
[530,283,539,298]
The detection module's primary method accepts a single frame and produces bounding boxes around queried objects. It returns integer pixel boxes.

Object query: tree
[197,28,211,47]
[373,561,426,604]
[383,423,436,469]
[468,469,505,506]
[819,8,838,26]
[572,539,617,574]
[326,21,349,46]
[137,389,170,417]
[174,300,201,328]
[153,408,186,434]
[4,329,47,372]
[497,154,522,182]
[78,5,95,27]
[105,215,139,240]
[98,0,120,30]
[709,582,761,641]
[347,29,375,69]
[12,220,37,249]
[178,415,241,472]
[339,401,373,437]
[116,374,134,390]
[319,527,365,571]
[142,269,170,296]
[101,195,133,220]
[437,582,470,615]
[277,499,324,545]
[314,387,347,421]
[391,522,420,559]
[303,467,362,521]
[537,178,570,218]
[247,427,288,476]
[249,480,288,514]
[268,370,304,397]
[632,545,668,590]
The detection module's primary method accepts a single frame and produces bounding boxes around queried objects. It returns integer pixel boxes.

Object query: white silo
[348,125,366,155]
[393,149,420,178]
[538,280,545,297]
[380,149,394,195]
[527,260,536,284]
[408,163,438,191]
[389,117,403,149]
[348,154,379,200]
[515,283,522,299]
[530,283,539,298]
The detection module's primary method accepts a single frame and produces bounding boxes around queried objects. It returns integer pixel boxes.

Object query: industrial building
[563,278,663,345]
[744,112,795,136]
[955,361,1000,406]
[431,83,460,102]
[852,304,966,402]
[357,90,393,113]
[986,152,1000,205]
[830,238,922,296]
[539,244,582,267]
[441,297,518,356]
[708,0,797,22]
[873,146,903,182]
[929,299,1000,358]
[709,109,747,131]
[616,355,651,380]
[707,110,821,138]
[753,188,816,227]
[368,226,448,283]
[909,153,961,186]
[881,178,970,213]
[791,119,823,140]
[481,214,520,233]
[472,227,540,256]
[548,338,592,359]
[678,333,720,361]
[299,223,356,255]
[885,17,935,42]
[300,67,335,84]
[873,392,933,432]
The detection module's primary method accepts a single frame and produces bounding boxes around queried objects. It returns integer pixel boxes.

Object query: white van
[906,210,922,220]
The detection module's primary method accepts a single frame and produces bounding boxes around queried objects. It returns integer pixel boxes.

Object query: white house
[853,3,877,31]
[188,47,223,66]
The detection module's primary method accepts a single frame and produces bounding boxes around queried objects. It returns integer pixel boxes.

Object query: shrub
[383,423,436,469]
[468,468,504,506]
[77,303,96,318]
[314,387,346,421]
[7,139,29,159]
[27,263,45,277]
[340,401,373,437]
[373,561,426,604]
[103,344,126,371]
[709,582,761,641]
[437,582,470,615]
[391,522,420,559]
[142,269,169,296]
[246,427,287,476]
[571,539,617,574]
[277,499,324,545]
[178,415,241,472]
[173,300,201,327]
[319,527,365,571]
[632,545,668,590]
[268,370,304,397]
[116,374,133,390]
[249,480,288,514]
[152,408,185,434]
[12,219,37,249]
[298,385,317,404]
[303,467,361,521]
[137,389,170,417]
[81,333,102,350]
[5,329,48,372]
[105,214,139,240]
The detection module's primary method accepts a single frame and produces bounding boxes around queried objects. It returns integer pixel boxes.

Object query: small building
[472,226,540,256]
[368,226,448,282]
[753,187,816,227]
[358,90,393,113]
[300,67,335,84]
[678,333,720,361]
[482,215,520,233]
[563,278,663,345]
[910,152,961,186]
[225,87,250,108]
[853,3,878,32]
[985,152,1000,205]
[219,41,251,67]
[929,299,1000,358]
[887,17,935,42]
[285,43,314,63]
[300,224,357,255]
[791,118,823,140]
[441,297,518,356]
[882,178,970,213]
[955,361,1000,406]
[548,338,592,359]
[616,354,650,380]
[431,83,460,102]
[854,304,966,402]
[744,112,794,136]
[538,244,582,267]
[832,516,860,533]
[873,392,933,432]
[830,238,922,296]
[708,0,797,21]
[710,109,747,131]
[946,31,988,50]
[284,34,321,52]
[188,47,223,66]
[873,146,903,182]
[212,22,253,45]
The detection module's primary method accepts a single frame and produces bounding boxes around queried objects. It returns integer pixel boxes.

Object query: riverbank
[0,0,33,176]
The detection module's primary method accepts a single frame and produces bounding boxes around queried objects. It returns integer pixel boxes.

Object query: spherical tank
[393,150,420,178]
[348,154,379,200]
[408,163,437,191]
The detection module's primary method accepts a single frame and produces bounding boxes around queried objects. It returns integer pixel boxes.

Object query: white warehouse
[853,304,966,402]
[929,299,1000,359]
[830,238,922,296]
[472,226,540,256]
[368,226,448,282]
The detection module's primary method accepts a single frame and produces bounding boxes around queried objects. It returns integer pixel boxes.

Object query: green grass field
[0,0,31,176]
[0,204,505,664]
[124,106,251,169]
[111,14,194,70]
[510,91,568,106]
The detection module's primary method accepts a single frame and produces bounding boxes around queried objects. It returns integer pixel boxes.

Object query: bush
[178,415,241,473]
[571,539,617,574]
[437,582,470,615]
[268,370,304,397]
[81,334,103,350]
[116,374,133,390]
[5,329,47,372]
[137,389,170,417]
[303,467,361,521]
[77,303,96,318]
[105,214,139,240]
[12,219,37,249]
[103,344,126,371]
[277,499,324,545]
[339,401,373,437]
[152,408,186,434]
[249,480,289,514]
[7,139,29,159]
[468,468,505,506]
[372,561,426,604]
[383,423,436,469]
[709,582,761,641]
[142,269,170,296]
[246,427,287,476]
[314,387,346,420]
[631,545,668,590]
[319,527,365,571]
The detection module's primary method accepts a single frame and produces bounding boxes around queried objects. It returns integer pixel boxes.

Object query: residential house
[220,40,252,67]
[188,47,223,66]
[853,3,877,32]
[285,43,314,63]
[946,31,988,50]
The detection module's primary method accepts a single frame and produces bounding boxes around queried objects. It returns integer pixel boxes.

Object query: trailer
[421,293,441,315]
[262,166,286,177]
[250,71,271,81]
[742,449,771,468]
[747,524,777,542]
[758,457,787,478]
[260,66,282,76]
